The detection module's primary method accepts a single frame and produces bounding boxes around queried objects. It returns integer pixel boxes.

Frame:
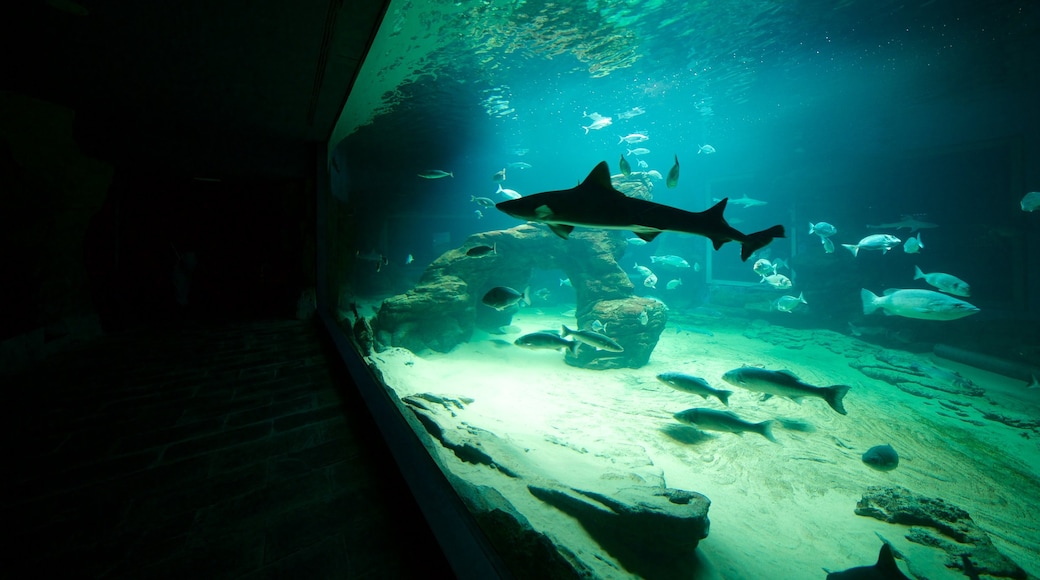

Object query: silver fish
[862,288,978,320]
[561,325,623,352]
[722,366,850,415]
[657,372,732,405]
[913,266,969,297]
[673,408,776,442]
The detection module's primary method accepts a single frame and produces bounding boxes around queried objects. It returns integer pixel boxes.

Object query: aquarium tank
[320,0,1039,578]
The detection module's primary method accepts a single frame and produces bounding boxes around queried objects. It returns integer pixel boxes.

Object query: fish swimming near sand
[824,543,909,579]
[673,408,776,442]
[657,372,732,405]
[514,332,578,355]
[482,286,530,311]
[561,325,623,352]
[861,444,899,471]
[722,366,850,415]
[495,161,785,261]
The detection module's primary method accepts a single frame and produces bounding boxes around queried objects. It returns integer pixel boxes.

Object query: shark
[867,214,938,232]
[824,543,909,579]
[495,161,785,261]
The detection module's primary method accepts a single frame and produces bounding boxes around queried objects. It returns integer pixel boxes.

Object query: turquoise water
[330,1,1039,577]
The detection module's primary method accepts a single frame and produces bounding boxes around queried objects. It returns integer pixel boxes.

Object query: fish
[693,262,701,272]
[722,366,851,415]
[673,408,776,442]
[559,278,572,287]
[860,288,979,320]
[494,161,785,261]
[809,222,837,237]
[466,244,497,257]
[903,233,923,253]
[825,543,909,580]
[841,234,901,257]
[1028,375,1040,390]
[636,159,648,169]
[644,272,658,289]
[913,265,970,297]
[626,147,650,156]
[633,263,654,278]
[752,259,776,277]
[534,288,551,301]
[1021,191,1040,212]
[356,250,388,272]
[719,194,766,208]
[514,332,578,355]
[646,170,663,180]
[507,161,533,170]
[590,319,606,332]
[761,273,792,290]
[657,372,732,405]
[697,144,716,155]
[581,111,612,134]
[651,255,690,268]
[405,254,414,265]
[638,310,649,325]
[619,154,632,176]
[861,444,899,471]
[867,215,938,232]
[626,237,647,246]
[666,154,680,188]
[496,184,521,200]
[561,325,624,352]
[470,195,496,208]
[481,286,531,311]
[418,170,453,179]
[618,133,649,144]
[474,210,484,219]
[822,237,835,253]
[492,168,507,181]
[617,106,645,119]
[666,278,682,290]
[775,292,807,313]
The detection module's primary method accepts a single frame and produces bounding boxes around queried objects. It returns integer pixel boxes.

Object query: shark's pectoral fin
[634,231,662,243]
[534,205,554,220]
[711,238,726,250]
[548,224,575,239]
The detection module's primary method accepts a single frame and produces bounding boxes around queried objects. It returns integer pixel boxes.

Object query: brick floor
[3,319,453,578]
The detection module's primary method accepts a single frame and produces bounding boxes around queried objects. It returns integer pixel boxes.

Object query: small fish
[474,210,484,219]
[405,254,414,265]
[861,444,899,471]
[1021,191,1040,212]
[581,111,612,134]
[673,408,776,442]
[644,272,658,289]
[697,144,716,155]
[913,265,969,296]
[903,233,923,253]
[752,258,775,277]
[693,262,701,272]
[482,286,531,311]
[633,262,653,278]
[638,310,649,325]
[514,332,577,355]
[559,278,572,287]
[619,154,632,176]
[618,133,650,144]
[617,106,645,119]
[466,244,497,257]
[651,255,690,268]
[626,147,650,156]
[534,288,551,301]
[590,319,606,332]
[666,278,682,290]
[561,325,624,352]
[636,159,648,169]
[626,237,647,246]
[666,154,680,188]
[646,170,663,180]
[822,237,835,253]
[356,250,388,272]
[496,184,521,199]
[507,161,533,170]
[418,170,453,179]
[492,168,507,181]
[761,273,792,290]
[657,372,732,405]
[774,292,807,313]
[867,215,938,232]
[842,234,901,257]
[809,222,837,237]
[722,366,851,415]
[471,195,496,208]
[861,288,979,321]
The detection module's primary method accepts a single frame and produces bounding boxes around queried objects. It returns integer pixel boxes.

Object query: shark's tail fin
[740,225,786,262]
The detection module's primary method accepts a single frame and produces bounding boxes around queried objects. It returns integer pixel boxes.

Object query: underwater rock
[373,224,664,366]
[611,172,653,200]
[849,352,985,397]
[854,486,1028,579]
[528,483,710,578]
[568,297,667,369]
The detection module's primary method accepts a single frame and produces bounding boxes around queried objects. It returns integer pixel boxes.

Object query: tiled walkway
[4,319,452,578]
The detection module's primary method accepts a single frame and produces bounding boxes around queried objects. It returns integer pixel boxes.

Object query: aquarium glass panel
[324,0,1040,577]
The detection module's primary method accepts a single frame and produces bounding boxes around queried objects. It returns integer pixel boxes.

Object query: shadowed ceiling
[3,0,388,178]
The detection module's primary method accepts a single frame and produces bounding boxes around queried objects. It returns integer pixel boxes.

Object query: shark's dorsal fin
[582,161,624,196]
[704,198,730,249]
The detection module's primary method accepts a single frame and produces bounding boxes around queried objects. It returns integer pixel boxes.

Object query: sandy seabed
[369,306,1040,579]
